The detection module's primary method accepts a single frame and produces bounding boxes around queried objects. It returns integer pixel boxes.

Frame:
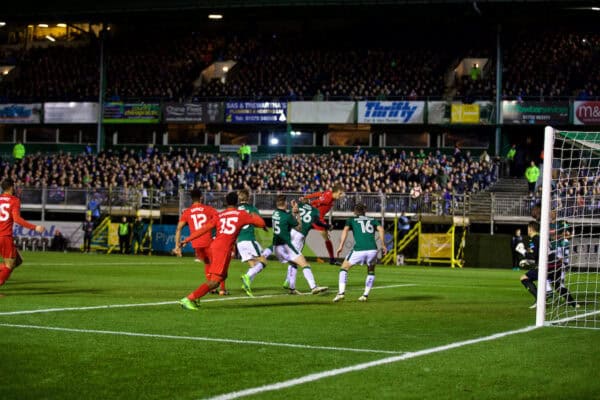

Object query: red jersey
[306,190,334,219]
[185,207,265,253]
[179,202,218,248]
[0,193,36,237]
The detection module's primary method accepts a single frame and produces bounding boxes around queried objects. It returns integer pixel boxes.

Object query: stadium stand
[1,28,599,101]
[0,147,499,199]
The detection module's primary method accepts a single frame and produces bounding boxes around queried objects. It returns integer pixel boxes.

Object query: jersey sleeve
[288,212,298,228]
[304,192,322,200]
[345,218,352,228]
[11,198,36,231]
[179,208,189,223]
[245,212,266,229]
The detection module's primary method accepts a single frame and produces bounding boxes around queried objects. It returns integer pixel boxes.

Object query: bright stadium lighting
[208,14,223,20]
[222,66,229,72]
[56,23,67,27]
[38,23,49,27]
[592,7,600,11]
[0,22,6,27]
[45,35,56,42]
[270,138,279,145]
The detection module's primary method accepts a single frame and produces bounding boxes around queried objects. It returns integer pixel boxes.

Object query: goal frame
[535,127,554,326]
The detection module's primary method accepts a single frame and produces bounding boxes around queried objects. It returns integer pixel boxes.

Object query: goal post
[537,127,600,329]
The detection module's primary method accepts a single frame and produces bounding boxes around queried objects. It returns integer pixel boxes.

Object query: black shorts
[526,268,560,282]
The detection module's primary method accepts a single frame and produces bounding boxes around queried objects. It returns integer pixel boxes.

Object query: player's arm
[12,207,44,233]
[248,214,266,229]
[377,225,387,255]
[336,226,350,257]
[173,220,187,257]
[289,200,302,227]
[182,220,216,246]
[300,192,321,204]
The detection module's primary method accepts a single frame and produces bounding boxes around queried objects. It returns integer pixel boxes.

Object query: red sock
[0,264,13,285]
[220,281,226,291]
[188,283,211,301]
[325,240,335,260]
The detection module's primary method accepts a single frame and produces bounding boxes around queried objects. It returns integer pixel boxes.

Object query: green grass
[0,252,598,400]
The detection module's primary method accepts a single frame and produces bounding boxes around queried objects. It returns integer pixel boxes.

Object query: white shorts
[274,243,302,264]
[236,240,263,262]
[345,249,378,267]
[291,230,305,254]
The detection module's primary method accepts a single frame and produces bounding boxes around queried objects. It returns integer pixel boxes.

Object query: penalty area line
[203,325,539,400]
[0,323,403,355]
[0,284,415,316]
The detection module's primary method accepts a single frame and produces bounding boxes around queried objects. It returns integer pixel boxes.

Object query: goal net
[537,128,600,329]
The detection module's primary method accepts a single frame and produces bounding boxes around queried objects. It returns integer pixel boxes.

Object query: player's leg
[283,231,305,289]
[292,248,328,294]
[0,238,21,286]
[318,227,337,265]
[520,269,539,308]
[359,251,378,301]
[196,247,224,295]
[333,256,352,302]
[551,268,578,307]
[245,242,267,282]
[180,251,229,310]
[239,241,265,297]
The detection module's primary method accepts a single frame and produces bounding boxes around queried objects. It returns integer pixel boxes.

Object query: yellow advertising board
[451,104,480,124]
[108,223,120,246]
[419,233,452,258]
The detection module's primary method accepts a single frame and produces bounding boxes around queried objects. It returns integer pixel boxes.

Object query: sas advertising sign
[225,102,287,123]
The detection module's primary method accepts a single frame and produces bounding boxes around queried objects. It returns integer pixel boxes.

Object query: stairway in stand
[468,178,529,223]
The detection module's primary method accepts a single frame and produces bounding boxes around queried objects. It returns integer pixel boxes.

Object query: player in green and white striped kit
[280,200,330,291]
[272,195,328,295]
[333,203,386,302]
[238,189,267,297]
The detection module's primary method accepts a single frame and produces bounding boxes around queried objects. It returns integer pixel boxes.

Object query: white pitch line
[547,309,600,326]
[203,325,539,400]
[0,284,416,316]
[0,323,403,355]
[0,295,264,316]
[26,262,183,266]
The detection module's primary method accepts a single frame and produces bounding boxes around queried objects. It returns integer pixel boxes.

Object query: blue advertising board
[151,224,195,254]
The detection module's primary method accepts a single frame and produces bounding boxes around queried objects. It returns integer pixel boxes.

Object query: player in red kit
[174,189,229,294]
[0,179,46,287]
[301,184,345,265]
[175,191,265,310]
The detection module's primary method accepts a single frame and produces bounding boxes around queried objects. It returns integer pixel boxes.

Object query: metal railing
[177,190,469,219]
[19,186,565,222]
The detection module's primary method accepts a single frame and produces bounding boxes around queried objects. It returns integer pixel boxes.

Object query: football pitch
[1,252,598,400]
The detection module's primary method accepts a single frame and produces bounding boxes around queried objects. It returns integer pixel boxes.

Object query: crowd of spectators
[1,29,598,102]
[552,166,600,218]
[104,34,218,102]
[0,34,217,102]
[0,46,99,101]
[1,145,499,214]
[195,35,448,100]
[456,30,600,100]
